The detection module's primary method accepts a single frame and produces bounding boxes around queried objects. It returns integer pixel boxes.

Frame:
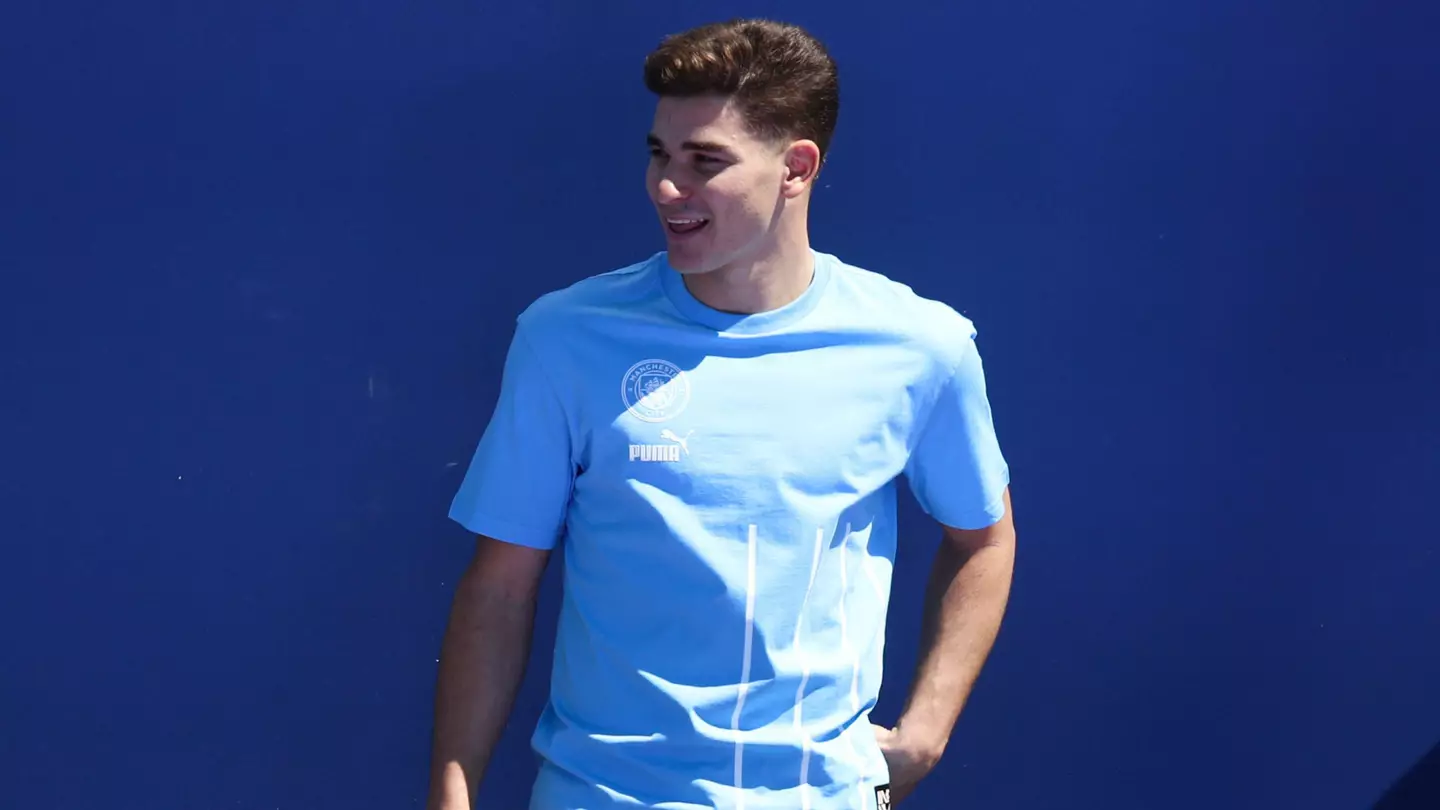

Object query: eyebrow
[647,133,733,154]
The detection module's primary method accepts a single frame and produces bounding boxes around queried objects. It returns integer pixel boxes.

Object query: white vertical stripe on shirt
[839,522,861,713]
[837,522,870,809]
[853,523,888,793]
[793,525,826,810]
[732,523,760,808]
[859,525,887,602]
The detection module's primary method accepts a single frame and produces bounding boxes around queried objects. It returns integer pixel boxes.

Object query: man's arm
[426,534,551,810]
[877,488,1016,800]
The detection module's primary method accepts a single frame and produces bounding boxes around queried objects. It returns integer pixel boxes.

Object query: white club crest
[621,359,691,423]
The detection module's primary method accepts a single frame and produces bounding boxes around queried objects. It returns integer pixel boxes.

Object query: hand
[872,723,943,805]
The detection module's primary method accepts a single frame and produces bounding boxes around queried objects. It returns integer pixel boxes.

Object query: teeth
[668,217,706,224]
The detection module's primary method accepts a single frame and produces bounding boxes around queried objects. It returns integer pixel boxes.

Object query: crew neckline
[657,249,833,335]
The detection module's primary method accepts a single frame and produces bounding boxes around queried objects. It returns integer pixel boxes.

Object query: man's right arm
[431,316,574,806]
[426,534,551,810]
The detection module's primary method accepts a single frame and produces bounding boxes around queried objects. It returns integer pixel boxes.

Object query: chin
[667,257,711,275]
[663,244,718,275]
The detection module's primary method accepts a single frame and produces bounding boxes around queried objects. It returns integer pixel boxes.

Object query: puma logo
[629,429,693,463]
[660,428,693,456]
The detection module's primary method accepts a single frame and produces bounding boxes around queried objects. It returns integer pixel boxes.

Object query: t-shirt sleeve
[903,331,1011,530]
[448,323,576,550]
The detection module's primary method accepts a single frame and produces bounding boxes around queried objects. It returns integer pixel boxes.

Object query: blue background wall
[3,2,1436,808]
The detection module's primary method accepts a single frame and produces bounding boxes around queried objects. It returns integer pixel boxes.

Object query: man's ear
[781,140,822,198]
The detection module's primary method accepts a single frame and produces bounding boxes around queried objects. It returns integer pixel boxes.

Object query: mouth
[665,216,710,236]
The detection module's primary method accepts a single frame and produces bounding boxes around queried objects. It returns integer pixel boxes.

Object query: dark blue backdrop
[3,2,1436,808]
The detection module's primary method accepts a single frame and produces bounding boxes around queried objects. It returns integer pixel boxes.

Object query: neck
[682,231,815,315]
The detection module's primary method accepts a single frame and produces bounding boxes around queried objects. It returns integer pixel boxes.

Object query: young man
[428,18,1015,810]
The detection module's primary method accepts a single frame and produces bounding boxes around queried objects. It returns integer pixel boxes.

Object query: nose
[653,174,687,205]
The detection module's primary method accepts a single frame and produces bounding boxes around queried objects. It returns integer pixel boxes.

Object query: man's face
[645,95,814,275]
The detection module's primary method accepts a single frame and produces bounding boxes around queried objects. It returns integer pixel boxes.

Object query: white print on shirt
[621,358,691,423]
[628,429,693,462]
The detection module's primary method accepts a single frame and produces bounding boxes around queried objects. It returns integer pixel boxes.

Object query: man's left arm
[877,490,1015,798]
[882,320,1015,802]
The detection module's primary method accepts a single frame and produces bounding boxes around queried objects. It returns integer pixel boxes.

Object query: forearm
[427,574,536,810]
[895,530,1014,758]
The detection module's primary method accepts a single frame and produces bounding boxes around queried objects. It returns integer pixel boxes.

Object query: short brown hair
[643,19,841,161]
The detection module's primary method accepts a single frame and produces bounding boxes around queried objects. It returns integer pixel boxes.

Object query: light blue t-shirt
[450,249,1009,810]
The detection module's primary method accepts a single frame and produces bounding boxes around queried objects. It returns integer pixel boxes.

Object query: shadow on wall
[1373,737,1440,809]
[369,50,680,809]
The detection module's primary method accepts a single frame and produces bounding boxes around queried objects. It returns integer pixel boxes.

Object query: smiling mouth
[666,216,710,235]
